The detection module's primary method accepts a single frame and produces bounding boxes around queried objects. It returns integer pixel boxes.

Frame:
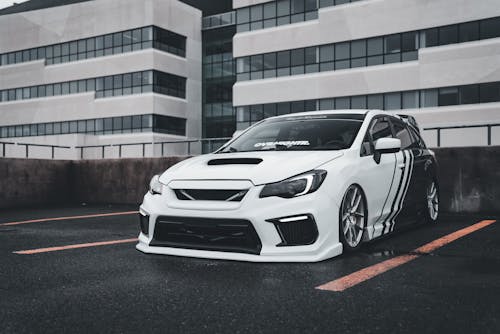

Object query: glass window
[402,32,418,51]
[264,2,276,19]
[480,17,500,40]
[250,54,263,71]
[420,89,438,107]
[438,87,459,106]
[460,85,479,104]
[263,53,276,70]
[402,91,419,109]
[251,5,263,21]
[367,94,384,110]
[420,28,438,48]
[459,21,479,43]
[384,34,401,54]
[291,49,305,66]
[439,25,458,45]
[335,42,350,60]
[320,44,334,62]
[384,92,401,110]
[277,0,291,16]
[351,96,366,109]
[237,8,250,23]
[392,120,412,149]
[351,40,366,58]
[367,37,383,56]
[277,50,290,68]
[480,82,500,103]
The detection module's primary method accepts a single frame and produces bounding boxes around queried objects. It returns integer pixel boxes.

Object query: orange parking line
[0,211,139,227]
[316,220,496,292]
[13,238,138,255]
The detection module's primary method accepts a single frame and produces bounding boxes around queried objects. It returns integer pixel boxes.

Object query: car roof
[270,109,394,119]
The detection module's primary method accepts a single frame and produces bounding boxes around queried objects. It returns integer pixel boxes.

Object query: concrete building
[0,0,499,159]
[0,0,203,158]
[232,0,500,147]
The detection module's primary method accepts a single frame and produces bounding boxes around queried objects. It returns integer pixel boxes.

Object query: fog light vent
[139,214,149,235]
[266,214,318,246]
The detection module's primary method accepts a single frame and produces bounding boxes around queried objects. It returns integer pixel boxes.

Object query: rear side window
[392,120,415,149]
[408,126,426,148]
[361,116,392,156]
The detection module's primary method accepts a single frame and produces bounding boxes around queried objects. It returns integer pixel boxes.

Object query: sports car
[137,110,439,262]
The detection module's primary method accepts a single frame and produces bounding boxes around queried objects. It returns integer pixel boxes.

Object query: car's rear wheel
[426,180,439,223]
[339,184,367,251]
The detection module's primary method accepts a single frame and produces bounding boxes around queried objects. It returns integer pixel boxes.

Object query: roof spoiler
[397,114,420,133]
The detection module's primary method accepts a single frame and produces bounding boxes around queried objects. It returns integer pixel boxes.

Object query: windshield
[219,115,364,153]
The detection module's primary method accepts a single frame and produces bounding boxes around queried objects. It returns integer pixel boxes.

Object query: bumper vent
[139,214,149,235]
[267,214,318,246]
[174,189,248,201]
[150,216,262,254]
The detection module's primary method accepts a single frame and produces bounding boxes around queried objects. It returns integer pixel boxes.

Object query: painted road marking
[0,211,139,227]
[316,220,496,292]
[13,238,138,255]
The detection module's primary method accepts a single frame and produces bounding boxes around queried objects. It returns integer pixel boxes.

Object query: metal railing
[423,123,500,147]
[1,141,71,158]
[75,137,232,159]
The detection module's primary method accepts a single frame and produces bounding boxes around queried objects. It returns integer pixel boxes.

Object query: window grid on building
[0,26,186,67]
[235,16,500,81]
[0,114,186,138]
[234,81,500,129]
[236,0,319,33]
[0,70,186,102]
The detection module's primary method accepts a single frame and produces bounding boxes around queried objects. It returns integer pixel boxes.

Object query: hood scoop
[207,158,263,166]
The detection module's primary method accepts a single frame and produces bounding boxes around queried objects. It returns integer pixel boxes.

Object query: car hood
[159,150,344,186]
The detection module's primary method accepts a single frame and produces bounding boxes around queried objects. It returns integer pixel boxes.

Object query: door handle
[398,163,406,169]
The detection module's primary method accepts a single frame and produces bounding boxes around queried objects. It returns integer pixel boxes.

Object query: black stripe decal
[381,150,407,235]
[391,150,414,232]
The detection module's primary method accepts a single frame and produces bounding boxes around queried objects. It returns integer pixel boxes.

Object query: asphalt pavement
[0,205,499,333]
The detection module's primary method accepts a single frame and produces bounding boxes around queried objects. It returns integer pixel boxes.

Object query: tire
[339,184,367,252]
[425,180,439,223]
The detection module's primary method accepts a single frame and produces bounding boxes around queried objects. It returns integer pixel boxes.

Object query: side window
[361,117,392,156]
[392,120,413,149]
[408,126,426,149]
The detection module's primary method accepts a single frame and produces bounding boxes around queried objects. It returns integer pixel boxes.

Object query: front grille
[173,189,248,201]
[267,215,318,246]
[150,216,262,254]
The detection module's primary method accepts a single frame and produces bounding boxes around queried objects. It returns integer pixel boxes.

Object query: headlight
[259,170,327,199]
[149,175,163,195]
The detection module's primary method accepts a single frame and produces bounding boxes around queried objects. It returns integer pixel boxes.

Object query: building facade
[0,0,202,158]
[0,0,499,159]
[231,0,500,147]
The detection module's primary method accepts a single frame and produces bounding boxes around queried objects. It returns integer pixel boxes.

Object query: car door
[389,118,424,227]
[357,116,399,240]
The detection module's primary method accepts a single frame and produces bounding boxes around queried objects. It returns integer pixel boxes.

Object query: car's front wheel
[339,184,367,252]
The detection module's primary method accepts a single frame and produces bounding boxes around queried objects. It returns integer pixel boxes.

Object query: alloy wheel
[427,181,439,221]
[341,185,366,248]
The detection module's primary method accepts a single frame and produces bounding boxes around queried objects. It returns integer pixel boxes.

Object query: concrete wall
[435,146,500,214]
[0,158,72,208]
[1,147,499,214]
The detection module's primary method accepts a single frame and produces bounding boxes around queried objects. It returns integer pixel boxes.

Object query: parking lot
[0,205,499,333]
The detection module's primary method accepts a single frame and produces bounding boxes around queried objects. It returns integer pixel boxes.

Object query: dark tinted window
[362,116,392,156]
[392,120,413,149]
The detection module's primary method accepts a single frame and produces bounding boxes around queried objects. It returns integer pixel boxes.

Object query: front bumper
[136,183,343,262]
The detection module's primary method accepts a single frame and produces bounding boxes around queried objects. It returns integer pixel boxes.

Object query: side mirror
[232,130,244,138]
[373,138,401,164]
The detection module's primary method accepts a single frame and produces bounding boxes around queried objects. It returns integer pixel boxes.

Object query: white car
[137,110,439,262]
